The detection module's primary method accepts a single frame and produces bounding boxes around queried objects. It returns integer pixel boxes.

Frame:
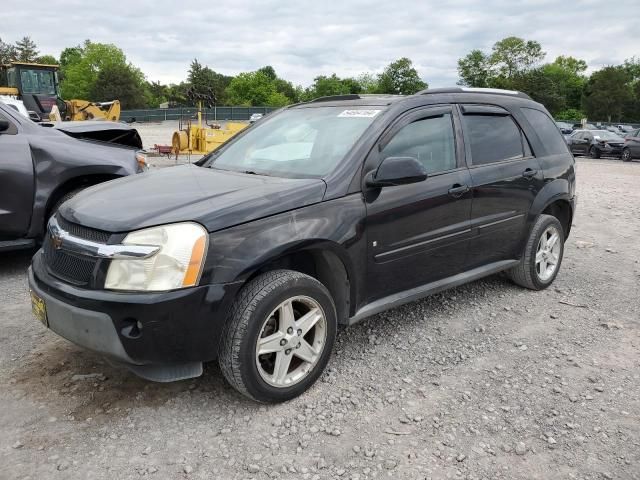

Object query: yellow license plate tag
[30,290,48,327]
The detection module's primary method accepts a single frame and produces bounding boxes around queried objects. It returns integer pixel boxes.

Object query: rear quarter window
[521,108,569,156]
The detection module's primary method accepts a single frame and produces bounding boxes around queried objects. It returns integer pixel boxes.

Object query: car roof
[291,87,536,109]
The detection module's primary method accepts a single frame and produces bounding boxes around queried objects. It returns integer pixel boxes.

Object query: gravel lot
[1,157,639,480]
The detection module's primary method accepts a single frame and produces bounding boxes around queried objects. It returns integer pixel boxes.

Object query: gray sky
[5,0,639,87]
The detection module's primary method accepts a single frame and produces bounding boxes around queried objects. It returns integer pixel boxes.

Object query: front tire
[622,148,632,162]
[507,214,565,290]
[219,270,337,403]
[589,146,601,159]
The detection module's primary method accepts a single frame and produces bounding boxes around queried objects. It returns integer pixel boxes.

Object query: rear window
[522,108,569,155]
[463,114,524,165]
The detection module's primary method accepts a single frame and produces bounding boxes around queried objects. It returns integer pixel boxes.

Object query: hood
[40,121,143,149]
[60,165,327,233]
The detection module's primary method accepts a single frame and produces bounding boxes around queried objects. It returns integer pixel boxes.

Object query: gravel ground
[1,157,639,480]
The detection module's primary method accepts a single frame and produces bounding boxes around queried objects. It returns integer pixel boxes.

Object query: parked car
[567,129,625,158]
[622,129,640,162]
[29,88,576,403]
[617,124,634,133]
[555,121,573,134]
[249,113,264,123]
[572,122,598,130]
[0,101,146,252]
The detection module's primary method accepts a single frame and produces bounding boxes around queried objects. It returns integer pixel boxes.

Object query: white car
[249,113,264,123]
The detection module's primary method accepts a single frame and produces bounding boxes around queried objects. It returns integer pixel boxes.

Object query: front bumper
[29,250,242,381]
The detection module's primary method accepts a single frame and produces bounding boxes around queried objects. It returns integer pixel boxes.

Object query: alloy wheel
[535,225,562,281]
[255,296,327,388]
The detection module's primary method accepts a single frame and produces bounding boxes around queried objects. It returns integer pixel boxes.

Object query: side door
[0,110,35,238]
[363,105,473,302]
[629,130,640,157]
[459,104,544,268]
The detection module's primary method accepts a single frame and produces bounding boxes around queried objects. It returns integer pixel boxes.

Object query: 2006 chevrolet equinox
[29,88,577,403]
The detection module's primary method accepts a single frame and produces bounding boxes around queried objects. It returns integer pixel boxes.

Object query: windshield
[592,130,622,140]
[19,68,57,95]
[209,106,382,178]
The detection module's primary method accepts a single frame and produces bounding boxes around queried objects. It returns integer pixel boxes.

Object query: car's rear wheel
[589,146,601,159]
[507,214,564,290]
[622,148,632,162]
[219,270,337,403]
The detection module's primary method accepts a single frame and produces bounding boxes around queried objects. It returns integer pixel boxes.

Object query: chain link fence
[120,106,279,123]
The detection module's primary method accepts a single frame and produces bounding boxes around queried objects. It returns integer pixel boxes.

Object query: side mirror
[0,119,10,132]
[366,156,427,188]
[28,111,41,122]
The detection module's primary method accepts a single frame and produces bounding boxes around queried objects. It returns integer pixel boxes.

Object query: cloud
[3,0,639,87]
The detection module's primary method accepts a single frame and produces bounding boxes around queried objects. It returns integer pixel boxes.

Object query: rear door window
[0,112,18,135]
[462,113,525,165]
[521,108,569,155]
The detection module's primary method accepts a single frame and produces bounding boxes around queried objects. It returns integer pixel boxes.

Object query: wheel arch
[44,174,123,226]
[530,179,574,238]
[239,241,355,325]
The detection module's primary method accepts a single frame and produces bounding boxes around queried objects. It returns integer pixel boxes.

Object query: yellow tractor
[0,62,120,122]
[171,87,248,155]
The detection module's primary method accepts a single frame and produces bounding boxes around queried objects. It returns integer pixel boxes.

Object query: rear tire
[507,214,564,290]
[219,270,337,403]
[622,148,632,162]
[589,146,601,159]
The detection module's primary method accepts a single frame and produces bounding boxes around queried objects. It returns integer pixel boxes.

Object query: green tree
[377,57,427,95]
[35,54,58,65]
[187,59,232,105]
[489,36,545,79]
[356,73,379,93]
[582,66,633,122]
[14,36,39,62]
[301,74,362,100]
[90,62,147,109]
[542,56,587,114]
[257,65,277,81]
[144,80,168,108]
[457,49,491,87]
[59,40,130,100]
[0,37,17,64]
[225,71,289,106]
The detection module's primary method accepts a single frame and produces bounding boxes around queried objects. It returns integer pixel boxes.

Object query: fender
[528,178,573,220]
[201,194,368,314]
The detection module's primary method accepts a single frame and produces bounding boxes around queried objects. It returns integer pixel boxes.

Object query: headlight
[105,223,208,291]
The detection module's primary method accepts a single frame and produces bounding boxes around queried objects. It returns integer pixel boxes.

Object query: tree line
[2,35,639,122]
[458,36,640,122]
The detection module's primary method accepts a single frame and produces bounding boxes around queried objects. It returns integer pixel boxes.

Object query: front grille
[56,215,111,243]
[42,215,111,286]
[43,239,99,286]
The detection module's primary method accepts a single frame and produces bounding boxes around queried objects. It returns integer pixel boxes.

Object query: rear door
[459,104,544,267]
[0,110,35,238]
[364,105,473,301]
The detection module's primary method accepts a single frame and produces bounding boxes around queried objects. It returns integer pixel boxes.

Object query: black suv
[28,88,576,403]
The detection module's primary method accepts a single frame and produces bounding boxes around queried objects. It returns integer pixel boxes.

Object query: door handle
[448,184,469,198]
[522,168,537,179]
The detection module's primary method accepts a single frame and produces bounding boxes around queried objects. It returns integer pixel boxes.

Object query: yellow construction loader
[0,62,120,122]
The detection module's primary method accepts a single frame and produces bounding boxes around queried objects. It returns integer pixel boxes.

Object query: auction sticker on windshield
[338,110,381,118]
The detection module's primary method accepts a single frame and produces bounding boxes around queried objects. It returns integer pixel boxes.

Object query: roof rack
[309,94,361,103]
[418,87,531,100]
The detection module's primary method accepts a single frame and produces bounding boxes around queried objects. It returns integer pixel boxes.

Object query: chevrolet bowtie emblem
[51,234,63,250]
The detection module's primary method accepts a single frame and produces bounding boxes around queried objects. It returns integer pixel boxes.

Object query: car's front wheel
[622,148,632,162]
[589,146,601,159]
[507,214,565,290]
[219,270,337,403]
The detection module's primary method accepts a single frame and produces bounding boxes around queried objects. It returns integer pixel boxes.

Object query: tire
[589,146,601,159]
[622,148,632,162]
[507,214,565,291]
[219,270,337,403]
